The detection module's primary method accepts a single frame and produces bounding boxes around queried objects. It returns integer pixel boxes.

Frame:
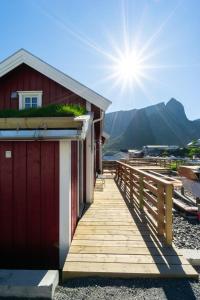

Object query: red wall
[0,64,86,109]
[0,61,106,271]
[0,141,59,269]
[0,63,103,187]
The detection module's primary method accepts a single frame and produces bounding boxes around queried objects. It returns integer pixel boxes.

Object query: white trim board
[18,91,43,109]
[59,140,71,268]
[0,49,112,111]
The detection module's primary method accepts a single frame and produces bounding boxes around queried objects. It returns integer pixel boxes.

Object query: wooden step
[63,261,198,280]
[66,253,189,265]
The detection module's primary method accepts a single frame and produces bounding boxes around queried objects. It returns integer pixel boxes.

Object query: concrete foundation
[180,249,200,266]
[0,269,59,299]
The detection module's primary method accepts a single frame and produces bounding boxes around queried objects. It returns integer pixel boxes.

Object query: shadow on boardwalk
[114,177,199,300]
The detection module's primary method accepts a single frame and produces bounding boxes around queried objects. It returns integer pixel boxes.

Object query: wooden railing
[123,158,186,169]
[102,160,117,174]
[115,161,173,245]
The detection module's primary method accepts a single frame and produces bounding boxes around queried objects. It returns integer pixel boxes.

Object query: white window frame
[17,91,43,109]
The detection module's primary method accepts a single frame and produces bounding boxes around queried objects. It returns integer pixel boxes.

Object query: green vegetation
[0,104,87,118]
[170,161,178,171]
[188,147,200,158]
[162,150,169,157]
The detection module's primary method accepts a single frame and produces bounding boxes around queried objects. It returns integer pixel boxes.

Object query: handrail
[115,161,173,245]
[117,161,175,185]
[124,157,186,169]
[102,160,117,174]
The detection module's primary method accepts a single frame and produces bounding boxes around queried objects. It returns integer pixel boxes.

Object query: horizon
[1,0,200,119]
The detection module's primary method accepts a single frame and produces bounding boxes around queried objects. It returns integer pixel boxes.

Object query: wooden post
[139,175,144,209]
[165,184,173,245]
[129,169,134,207]
[124,167,129,195]
[157,183,165,237]
[115,162,118,180]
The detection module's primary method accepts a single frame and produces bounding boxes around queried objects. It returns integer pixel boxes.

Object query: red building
[0,49,111,269]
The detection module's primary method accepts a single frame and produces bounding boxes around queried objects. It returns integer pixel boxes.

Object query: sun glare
[107,48,149,91]
[115,51,143,83]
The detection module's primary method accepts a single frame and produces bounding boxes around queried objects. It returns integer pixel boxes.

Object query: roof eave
[0,49,112,111]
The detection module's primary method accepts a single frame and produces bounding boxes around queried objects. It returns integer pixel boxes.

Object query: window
[24,96,38,109]
[17,91,42,109]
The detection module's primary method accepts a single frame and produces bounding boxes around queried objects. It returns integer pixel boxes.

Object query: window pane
[32,103,37,108]
[32,97,38,104]
[25,103,31,109]
[25,97,31,104]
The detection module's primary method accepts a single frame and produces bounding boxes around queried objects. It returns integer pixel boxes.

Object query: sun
[108,48,147,90]
[115,50,143,82]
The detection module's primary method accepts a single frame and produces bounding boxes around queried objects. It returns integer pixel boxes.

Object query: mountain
[104,99,200,151]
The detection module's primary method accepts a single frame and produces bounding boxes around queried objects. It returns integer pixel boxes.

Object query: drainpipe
[93,111,104,174]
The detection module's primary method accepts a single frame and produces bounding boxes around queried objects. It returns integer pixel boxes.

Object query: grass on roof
[0,104,87,118]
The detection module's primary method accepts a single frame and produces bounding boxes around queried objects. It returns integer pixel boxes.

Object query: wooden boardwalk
[63,179,198,280]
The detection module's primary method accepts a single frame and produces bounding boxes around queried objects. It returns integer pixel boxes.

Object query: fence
[115,161,173,245]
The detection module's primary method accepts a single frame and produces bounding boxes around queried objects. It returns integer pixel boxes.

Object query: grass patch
[0,104,87,118]
[170,162,177,171]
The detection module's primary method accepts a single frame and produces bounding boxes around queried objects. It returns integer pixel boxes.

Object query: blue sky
[1,0,200,119]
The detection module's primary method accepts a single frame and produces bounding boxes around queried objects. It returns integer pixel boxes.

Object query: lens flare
[112,49,146,88]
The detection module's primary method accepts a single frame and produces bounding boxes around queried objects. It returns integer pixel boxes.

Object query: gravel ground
[173,213,200,249]
[55,273,200,300]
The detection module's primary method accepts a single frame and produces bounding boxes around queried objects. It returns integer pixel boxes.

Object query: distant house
[103,151,128,161]
[0,49,111,269]
[187,139,200,147]
[128,149,143,158]
[143,145,179,156]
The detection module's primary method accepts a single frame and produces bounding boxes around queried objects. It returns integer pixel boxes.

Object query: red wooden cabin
[0,49,111,269]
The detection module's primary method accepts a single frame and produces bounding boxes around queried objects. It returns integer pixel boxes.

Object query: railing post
[165,184,173,245]
[115,162,118,180]
[118,163,121,184]
[157,183,165,237]
[139,175,144,209]
[129,169,134,207]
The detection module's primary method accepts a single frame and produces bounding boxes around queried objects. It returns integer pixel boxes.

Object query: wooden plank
[0,117,82,129]
[66,253,189,265]
[0,142,13,264]
[27,142,41,266]
[82,218,135,221]
[40,142,59,268]
[157,184,165,236]
[79,221,138,226]
[143,180,157,196]
[73,234,158,241]
[165,185,173,245]
[84,210,131,214]
[143,190,157,207]
[13,142,27,265]
[143,199,158,220]
[75,229,146,236]
[71,240,165,248]
[63,262,198,279]
[76,225,149,230]
[69,245,180,256]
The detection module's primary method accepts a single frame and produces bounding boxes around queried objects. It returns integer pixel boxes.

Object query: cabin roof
[0,49,112,111]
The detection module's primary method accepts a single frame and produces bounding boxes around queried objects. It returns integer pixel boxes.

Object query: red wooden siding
[0,141,59,269]
[0,62,103,176]
[71,141,78,237]
[0,64,86,109]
